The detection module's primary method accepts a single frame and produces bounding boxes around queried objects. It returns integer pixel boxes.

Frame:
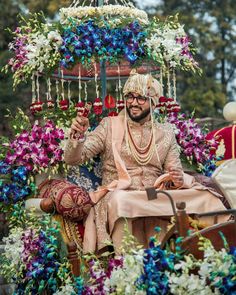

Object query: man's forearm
[64,138,85,165]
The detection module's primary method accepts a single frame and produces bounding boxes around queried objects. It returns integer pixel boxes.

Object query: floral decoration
[60,20,147,67]
[169,113,219,176]
[65,228,236,295]
[4,6,200,87]
[145,16,200,72]
[155,97,219,176]
[0,161,35,212]
[0,206,78,295]
[5,120,64,174]
[4,13,62,87]
[59,5,149,26]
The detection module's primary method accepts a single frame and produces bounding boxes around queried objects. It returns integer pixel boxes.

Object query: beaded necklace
[126,121,156,165]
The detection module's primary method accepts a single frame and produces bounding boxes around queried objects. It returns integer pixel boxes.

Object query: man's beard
[127,106,150,122]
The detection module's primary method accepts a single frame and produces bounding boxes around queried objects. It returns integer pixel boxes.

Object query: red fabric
[206,125,236,160]
[38,179,93,221]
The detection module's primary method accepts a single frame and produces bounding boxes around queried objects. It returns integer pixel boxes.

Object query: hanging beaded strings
[68,81,72,104]
[56,79,60,107]
[172,67,177,101]
[167,66,171,98]
[46,78,52,102]
[36,73,40,102]
[78,65,82,102]
[118,64,123,101]
[84,81,88,102]
[115,81,119,113]
[160,67,163,97]
[61,69,65,101]
[31,74,36,104]
[94,62,99,98]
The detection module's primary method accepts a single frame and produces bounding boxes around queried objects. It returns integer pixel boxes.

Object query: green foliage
[34,101,77,128]
[0,0,71,137]
[5,108,32,135]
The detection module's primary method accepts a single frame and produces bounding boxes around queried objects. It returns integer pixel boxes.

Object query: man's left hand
[169,167,184,187]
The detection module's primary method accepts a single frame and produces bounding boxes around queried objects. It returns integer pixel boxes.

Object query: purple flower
[5,120,64,173]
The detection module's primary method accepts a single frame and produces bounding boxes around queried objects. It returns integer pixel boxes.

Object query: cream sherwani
[65,115,227,252]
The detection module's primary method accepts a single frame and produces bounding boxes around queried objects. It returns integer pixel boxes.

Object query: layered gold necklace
[126,122,156,165]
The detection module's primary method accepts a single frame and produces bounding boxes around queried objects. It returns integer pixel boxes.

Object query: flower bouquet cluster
[145,16,200,72]
[60,20,147,67]
[5,120,65,174]
[0,161,35,212]
[60,5,149,27]
[168,112,219,175]
[3,13,62,87]
[155,97,219,176]
[0,207,78,295]
[3,4,200,87]
[71,228,236,294]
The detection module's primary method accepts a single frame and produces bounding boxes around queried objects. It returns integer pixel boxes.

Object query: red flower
[59,99,69,111]
[159,96,174,103]
[30,101,44,114]
[93,98,103,115]
[159,96,169,103]
[117,99,125,111]
[108,111,118,117]
[171,106,181,113]
[75,101,85,115]
[157,97,181,114]
[46,100,55,109]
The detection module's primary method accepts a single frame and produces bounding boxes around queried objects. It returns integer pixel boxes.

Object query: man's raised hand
[71,114,89,136]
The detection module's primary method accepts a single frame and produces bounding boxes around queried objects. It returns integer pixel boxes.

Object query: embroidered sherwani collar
[126,113,153,128]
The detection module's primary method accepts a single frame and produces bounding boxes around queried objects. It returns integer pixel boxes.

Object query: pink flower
[5,120,65,173]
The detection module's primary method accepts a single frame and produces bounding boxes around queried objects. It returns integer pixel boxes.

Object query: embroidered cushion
[38,179,93,221]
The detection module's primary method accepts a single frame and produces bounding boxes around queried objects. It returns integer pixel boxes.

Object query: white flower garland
[2,227,24,266]
[145,24,188,67]
[104,250,145,295]
[59,5,149,25]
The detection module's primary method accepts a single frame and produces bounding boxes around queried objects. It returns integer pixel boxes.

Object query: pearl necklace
[127,123,155,165]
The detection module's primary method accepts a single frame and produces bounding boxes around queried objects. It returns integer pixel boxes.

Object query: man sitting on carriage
[40,70,228,253]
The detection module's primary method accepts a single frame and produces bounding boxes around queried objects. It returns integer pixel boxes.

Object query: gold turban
[123,70,162,105]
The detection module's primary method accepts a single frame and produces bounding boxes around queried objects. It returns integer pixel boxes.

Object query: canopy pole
[95,0,107,109]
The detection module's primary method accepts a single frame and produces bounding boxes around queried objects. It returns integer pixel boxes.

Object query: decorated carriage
[1,0,236,294]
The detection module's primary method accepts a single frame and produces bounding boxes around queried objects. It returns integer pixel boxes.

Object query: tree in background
[0,0,71,135]
[143,0,236,117]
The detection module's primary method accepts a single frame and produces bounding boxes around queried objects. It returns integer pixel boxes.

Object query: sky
[135,0,160,8]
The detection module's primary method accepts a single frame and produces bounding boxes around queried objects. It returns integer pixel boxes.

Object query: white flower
[48,30,63,46]
[53,284,76,295]
[59,5,148,25]
[167,271,216,295]
[104,251,144,295]
[2,227,24,266]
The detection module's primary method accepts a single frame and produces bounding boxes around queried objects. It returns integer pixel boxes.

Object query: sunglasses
[124,93,148,105]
